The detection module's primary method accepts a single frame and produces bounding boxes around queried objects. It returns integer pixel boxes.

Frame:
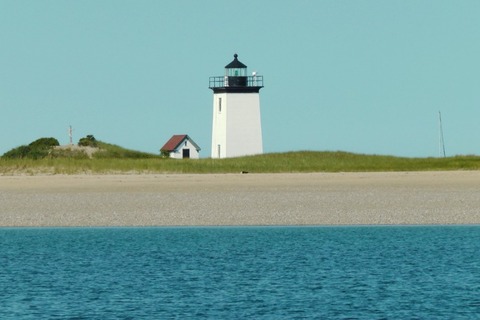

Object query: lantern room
[209,54,263,91]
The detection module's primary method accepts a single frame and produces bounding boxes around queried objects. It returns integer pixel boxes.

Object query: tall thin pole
[438,111,446,158]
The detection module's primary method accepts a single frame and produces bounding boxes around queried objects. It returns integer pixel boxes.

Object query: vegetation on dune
[1,147,480,175]
[2,136,480,174]
[93,141,160,159]
[78,135,98,148]
[1,135,159,162]
[2,137,60,160]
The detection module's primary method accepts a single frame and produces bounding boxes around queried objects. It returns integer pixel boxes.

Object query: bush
[2,137,59,159]
[78,135,98,147]
[29,137,59,149]
[160,149,170,158]
[2,145,31,159]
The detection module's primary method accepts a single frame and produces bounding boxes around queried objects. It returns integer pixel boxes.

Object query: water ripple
[0,226,479,318]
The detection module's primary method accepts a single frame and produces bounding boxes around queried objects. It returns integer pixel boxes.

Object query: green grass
[93,141,161,159]
[1,150,480,175]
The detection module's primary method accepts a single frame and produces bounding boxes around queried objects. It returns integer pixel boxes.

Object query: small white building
[161,134,201,159]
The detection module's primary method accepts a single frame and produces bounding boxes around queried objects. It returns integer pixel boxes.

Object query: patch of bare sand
[1,172,479,227]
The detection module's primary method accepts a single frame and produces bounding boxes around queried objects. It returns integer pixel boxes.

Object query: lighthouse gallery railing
[209,75,264,88]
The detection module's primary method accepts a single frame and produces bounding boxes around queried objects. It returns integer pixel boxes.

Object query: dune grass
[1,151,480,175]
[93,141,160,159]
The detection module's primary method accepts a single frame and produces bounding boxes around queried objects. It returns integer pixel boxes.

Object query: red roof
[161,135,187,152]
[161,134,201,152]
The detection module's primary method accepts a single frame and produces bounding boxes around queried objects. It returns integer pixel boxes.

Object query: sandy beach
[1,171,479,227]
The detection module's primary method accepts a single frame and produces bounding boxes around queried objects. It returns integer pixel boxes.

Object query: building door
[182,149,190,159]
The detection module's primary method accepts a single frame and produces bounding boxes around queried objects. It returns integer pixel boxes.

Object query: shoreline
[1,171,480,227]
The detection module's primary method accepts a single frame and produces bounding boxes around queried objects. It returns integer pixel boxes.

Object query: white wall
[170,139,200,159]
[226,93,263,158]
[211,92,263,158]
[211,93,227,158]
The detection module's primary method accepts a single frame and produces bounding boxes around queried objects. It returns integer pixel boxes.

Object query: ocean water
[1,226,479,319]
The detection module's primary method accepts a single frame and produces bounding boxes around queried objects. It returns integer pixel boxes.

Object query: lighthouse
[209,54,264,158]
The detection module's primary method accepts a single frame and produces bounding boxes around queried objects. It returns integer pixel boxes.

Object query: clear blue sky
[1,1,479,157]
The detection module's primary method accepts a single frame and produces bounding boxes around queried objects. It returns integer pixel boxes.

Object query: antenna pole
[438,112,446,158]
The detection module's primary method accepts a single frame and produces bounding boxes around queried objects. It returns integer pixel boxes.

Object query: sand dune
[1,172,479,227]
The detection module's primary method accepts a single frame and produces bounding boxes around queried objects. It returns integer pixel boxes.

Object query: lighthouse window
[218,98,222,112]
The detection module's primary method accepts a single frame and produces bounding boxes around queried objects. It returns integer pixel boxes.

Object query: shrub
[29,137,60,149]
[78,135,98,147]
[2,145,31,159]
[160,149,170,158]
[2,137,59,159]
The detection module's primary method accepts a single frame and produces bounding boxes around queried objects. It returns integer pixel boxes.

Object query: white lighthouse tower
[209,54,264,158]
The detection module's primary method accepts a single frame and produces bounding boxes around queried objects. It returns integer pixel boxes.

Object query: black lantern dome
[225,54,248,86]
[225,54,247,75]
[209,54,264,93]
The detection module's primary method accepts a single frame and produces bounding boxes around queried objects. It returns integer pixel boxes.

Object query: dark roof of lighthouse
[225,54,247,69]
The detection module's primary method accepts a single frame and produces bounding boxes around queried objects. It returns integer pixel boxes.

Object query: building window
[218,98,222,112]
[217,144,221,158]
[185,141,187,147]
